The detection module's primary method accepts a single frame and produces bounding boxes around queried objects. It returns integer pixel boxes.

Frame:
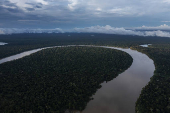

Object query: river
[0,42,8,45]
[0,45,155,113]
[140,44,152,47]
[82,46,155,113]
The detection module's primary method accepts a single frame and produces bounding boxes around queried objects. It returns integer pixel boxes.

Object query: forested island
[0,33,170,113]
[0,46,132,113]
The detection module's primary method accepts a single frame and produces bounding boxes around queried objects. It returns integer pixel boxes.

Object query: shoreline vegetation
[0,33,169,60]
[131,46,170,113]
[0,33,170,112]
[0,46,133,112]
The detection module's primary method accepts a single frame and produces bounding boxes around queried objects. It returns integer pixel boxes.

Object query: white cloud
[1,25,170,38]
[0,30,5,34]
[132,24,170,30]
[163,0,170,3]
[8,0,33,10]
[107,7,134,15]
[73,25,170,37]
[68,0,78,10]
[8,0,48,11]
[4,0,170,23]
[144,30,170,37]
[74,25,143,35]
[161,21,170,23]
[96,8,102,11]
[35,0,48,5]
[0,28,64,34]
[1,5,16,9]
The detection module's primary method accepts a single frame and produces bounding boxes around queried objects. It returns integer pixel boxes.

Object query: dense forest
[132,45,170,113]
[0,46,132,113]
[0,33,170,59]
[0,33,170,113]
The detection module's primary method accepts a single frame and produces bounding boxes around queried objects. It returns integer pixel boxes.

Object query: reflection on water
[0,45,155,113]
[82,46,155,113]
[0,42,8,45]
[140,44,152,47]
[0,46,64,64]
[0,48,42,64]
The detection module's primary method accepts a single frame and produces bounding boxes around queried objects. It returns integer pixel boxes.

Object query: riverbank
[0,45,155,113]
[0,46,133,113]
[132,46,170,113]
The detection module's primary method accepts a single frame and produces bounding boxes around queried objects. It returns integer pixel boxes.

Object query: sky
[0,0,170,37]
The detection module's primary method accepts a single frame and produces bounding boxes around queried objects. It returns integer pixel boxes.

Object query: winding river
[0,45,155,113]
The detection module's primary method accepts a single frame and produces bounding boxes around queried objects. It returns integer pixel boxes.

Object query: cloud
[4,0,170,19]
[132,24,170,30]
[163,0,170,3]
[1,0,170,28]
[35,5,42,8]
[73,25,170,37]
[0,1,24,17]
[0,30,4,34]
[161,21,170,23]
[68,0,78,10]
[18,20,39,22]
[35,0,48,5]
[144,30,170,37]
[0,28,64,34]
[74,25,143,35]
[8,0,48,8]
[26,8,35,11]
[0,4,16,9]
[1,24,170,38]
[107,7,135,16]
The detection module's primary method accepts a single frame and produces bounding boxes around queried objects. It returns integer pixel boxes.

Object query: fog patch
[0,28,64,34]
[144,30,170,37]
[74,25,144,36]
[73,25,170,38]
[1,25,170,38]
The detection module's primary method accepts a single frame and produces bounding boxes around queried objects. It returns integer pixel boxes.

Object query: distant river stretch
[0,45,155,113]
[0,42,8,45]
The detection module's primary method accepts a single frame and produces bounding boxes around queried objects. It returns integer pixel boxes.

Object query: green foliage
[132,46,170,113]
[0,33,170,59]
[0,46,132,113]
[1,33,170,113]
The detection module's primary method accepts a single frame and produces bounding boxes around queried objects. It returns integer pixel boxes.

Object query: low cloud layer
[0,28,64,34]
[0,30,5,34]
[132,24,170,30]
[73,25,170,37]
[74,25,143,36]
[144,30,170,37]
[1,25,170,38]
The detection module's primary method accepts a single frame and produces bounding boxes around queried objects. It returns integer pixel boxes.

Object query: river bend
[0,45,155,113]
